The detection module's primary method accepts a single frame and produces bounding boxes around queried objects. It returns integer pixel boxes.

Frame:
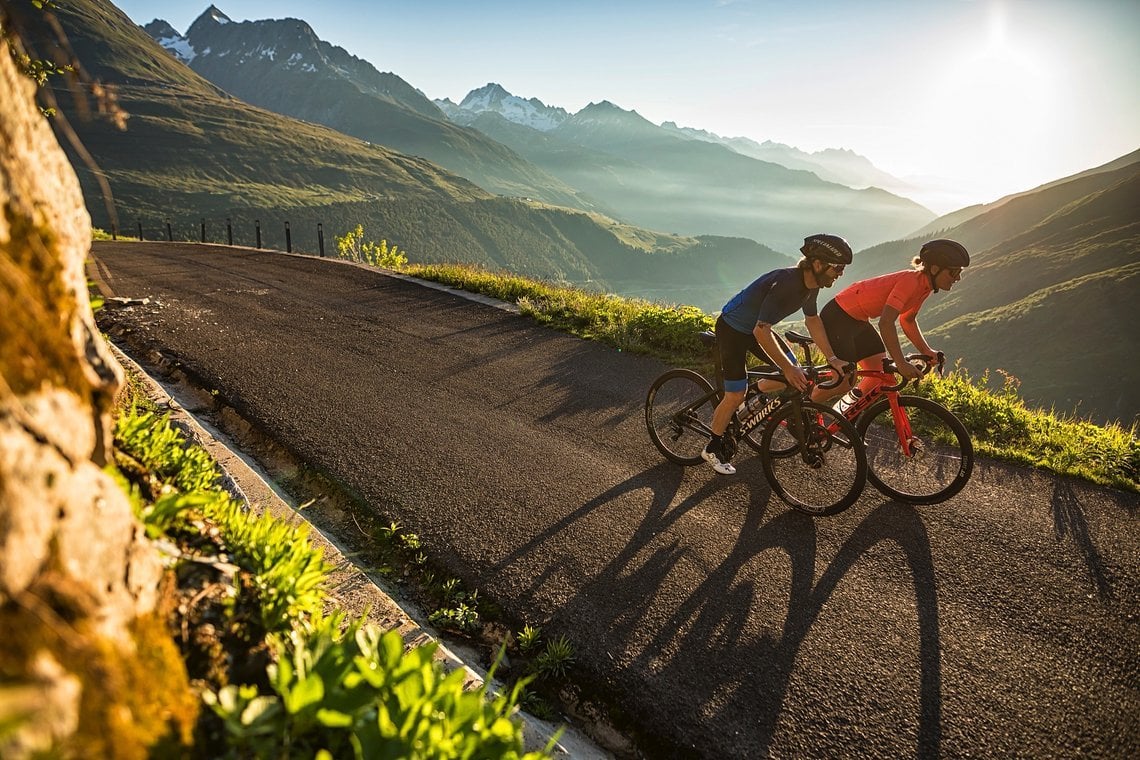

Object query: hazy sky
[114,0,1140,213]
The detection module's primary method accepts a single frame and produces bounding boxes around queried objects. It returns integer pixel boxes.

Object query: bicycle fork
[887,394,916,457]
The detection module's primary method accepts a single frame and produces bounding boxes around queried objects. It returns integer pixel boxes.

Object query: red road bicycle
[808,353,974,504]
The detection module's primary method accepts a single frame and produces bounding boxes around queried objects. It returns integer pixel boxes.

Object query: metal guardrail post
[111,224,117,241]
[166,220,173,242]
[255,219,261,249]
[226,217,233,246]
[137,221,143,241]
[201,218,206,243]
[318,223,324,257]
[285,221,292,253]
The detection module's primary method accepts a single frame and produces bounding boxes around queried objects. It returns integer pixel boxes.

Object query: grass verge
[111,394,556,758]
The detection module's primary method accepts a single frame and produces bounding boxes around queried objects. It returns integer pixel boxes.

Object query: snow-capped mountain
[435,83,570,131]
[141,7,592,208]
[142,18,194,62]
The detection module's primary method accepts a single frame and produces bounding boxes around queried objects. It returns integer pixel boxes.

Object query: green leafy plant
[532,635,575,681]
[204,614,550,759]
[429,601,481,635]
[335,224,408,269]
[114,410,220,493]
[516,625,542,654]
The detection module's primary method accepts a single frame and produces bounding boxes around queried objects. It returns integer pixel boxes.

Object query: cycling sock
[706,433,723,452]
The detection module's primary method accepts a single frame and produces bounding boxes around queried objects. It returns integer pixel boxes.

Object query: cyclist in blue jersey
[702,234,853,475]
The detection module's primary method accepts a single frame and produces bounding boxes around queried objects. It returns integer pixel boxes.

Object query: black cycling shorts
[820,299,885,362]
[714,316,788,393]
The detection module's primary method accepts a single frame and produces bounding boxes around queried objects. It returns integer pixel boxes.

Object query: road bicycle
[645,330,868,516]
[823,353,974,504]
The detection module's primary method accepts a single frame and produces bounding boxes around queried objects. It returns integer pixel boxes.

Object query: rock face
[0,37,163,755]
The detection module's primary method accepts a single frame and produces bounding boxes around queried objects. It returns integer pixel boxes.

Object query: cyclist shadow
[611,499,944,757]
[495,452,944,756]
[490,458,739,603]
[1051,478,1113,602]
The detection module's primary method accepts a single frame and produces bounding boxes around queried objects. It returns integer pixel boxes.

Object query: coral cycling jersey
[720,267,818,335]
[834,269,933,321]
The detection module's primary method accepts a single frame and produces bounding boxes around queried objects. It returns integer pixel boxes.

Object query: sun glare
[921,1,1057,200]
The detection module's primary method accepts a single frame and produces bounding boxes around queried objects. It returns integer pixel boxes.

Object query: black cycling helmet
[919,239,970,268]
[800,234,853,265]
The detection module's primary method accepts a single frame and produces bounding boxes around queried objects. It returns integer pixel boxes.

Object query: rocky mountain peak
[452,83,568,131]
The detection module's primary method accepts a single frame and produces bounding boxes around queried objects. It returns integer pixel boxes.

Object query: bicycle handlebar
[878,352,945,391]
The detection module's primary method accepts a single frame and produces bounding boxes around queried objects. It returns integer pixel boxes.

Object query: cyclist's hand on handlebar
[825,355,849,375]
[897,360,923,381]
[782,364,809,392]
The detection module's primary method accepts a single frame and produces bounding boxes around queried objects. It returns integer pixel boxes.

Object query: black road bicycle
[645,330,868,516]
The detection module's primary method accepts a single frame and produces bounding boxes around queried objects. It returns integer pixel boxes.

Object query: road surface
[90,242,1139,759]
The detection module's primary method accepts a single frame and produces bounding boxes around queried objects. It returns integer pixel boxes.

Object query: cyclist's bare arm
[754,322,807,391]
[898,308,936,358]
[879,305,922,379]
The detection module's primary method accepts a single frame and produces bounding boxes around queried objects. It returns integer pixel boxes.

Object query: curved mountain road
[90,242,1138,759]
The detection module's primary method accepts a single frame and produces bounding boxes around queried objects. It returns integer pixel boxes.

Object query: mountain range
[32,0,794,311]
[145,7,934,252]
[29,0,1140,424]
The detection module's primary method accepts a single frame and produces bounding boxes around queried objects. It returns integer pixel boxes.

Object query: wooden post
[285,221,292,253]
[318,223,324,257]
[226,217,233,246]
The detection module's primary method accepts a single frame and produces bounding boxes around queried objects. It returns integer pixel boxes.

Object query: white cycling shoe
[701,446,737,475]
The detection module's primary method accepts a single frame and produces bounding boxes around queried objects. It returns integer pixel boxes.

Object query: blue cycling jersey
[720,267,818,335]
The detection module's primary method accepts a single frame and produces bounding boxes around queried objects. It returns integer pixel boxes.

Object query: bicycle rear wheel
[856,395,973,504]
[761,401,867,516]
[645,369,718,465]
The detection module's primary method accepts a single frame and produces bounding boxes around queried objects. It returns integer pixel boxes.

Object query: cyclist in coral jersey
[811,239,970,405]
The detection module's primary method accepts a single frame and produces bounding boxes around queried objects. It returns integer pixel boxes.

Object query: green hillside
[32,0,788,309]
[929,262,1140,425]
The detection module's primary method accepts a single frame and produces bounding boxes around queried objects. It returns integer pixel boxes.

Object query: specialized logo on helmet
[813,239,843,256]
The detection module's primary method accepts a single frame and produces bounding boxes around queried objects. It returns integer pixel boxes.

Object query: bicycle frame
[836,369,919,457]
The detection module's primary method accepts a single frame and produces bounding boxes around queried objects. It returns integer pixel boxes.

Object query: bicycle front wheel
[645,369,718,465]
[761,401,867,516]
[856,395,973,504]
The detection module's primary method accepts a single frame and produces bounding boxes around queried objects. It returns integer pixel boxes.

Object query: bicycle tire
[761,401,867,516]
[645,369,718,465]
[856,395,973,504]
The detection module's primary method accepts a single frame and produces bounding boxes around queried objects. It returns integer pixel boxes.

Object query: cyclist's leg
[704,318,750,473]
[852,325,888,397]
[708,317,750,437]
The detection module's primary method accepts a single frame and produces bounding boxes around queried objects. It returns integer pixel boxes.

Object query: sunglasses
[826,264,846,275]
[942,267,963,278]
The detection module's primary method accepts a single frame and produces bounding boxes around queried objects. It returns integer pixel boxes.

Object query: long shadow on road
[494,451,944,757]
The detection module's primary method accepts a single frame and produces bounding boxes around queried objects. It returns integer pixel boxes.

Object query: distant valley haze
[116,0,1140,215]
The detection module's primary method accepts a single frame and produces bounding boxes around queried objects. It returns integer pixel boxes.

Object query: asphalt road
[90,241,1139,759]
